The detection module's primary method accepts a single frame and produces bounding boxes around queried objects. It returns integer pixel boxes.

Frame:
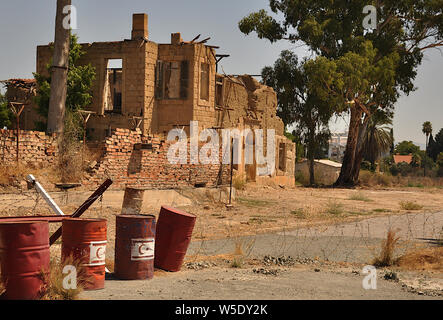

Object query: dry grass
[348,192,372,202]
[40,255,87,300]
[399,201,423,211]
[359,170,443,188]
[232,174,246,191]
[0,163,59,189]
[395,247,443,271]
[372,230,400,267]
[325,199,344,215]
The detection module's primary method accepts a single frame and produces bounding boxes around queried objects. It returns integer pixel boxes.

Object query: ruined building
[3,13,295,187]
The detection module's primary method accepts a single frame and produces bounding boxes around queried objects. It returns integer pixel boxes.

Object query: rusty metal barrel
[61,218,107,290]
[154,206,196,272]
[114,214,156,280]
[0,221,50,300]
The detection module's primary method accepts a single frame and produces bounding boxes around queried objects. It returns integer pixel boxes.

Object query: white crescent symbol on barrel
[96,246,104,259]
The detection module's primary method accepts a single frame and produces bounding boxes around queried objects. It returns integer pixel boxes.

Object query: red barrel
[0,221,50,300]
[154,206,196,272]
[114,214,156,280]
[61,218,107,290]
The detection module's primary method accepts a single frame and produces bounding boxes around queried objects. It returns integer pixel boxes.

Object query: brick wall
[0,129,58,164]
[88,128,230,189]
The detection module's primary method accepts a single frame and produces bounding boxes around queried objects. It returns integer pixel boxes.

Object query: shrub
[389,164,400,176]
[40,255,87,300]
[437,152,443,177]
[361,160,373,172]
[372,230,400,267]
[326,199,344,215]
[232,174,246,190]
[399,201,423,211]
[398,162,412,176]
[348,192,372,202]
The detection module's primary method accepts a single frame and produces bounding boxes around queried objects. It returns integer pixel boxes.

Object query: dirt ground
[0,182,442,299]
[81,265,443,300]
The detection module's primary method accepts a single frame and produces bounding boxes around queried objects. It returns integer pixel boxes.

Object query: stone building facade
[4,13,295,187]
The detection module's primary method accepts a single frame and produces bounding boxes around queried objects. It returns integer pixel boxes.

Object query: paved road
[188,211,443,263]
[81,211,443,300]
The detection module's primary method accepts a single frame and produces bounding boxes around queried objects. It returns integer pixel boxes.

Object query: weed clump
[372,230,400,267]
[40,255,87,300]
[399,201,423,211]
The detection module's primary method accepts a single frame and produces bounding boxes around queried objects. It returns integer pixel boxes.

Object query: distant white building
[328,132,348,162]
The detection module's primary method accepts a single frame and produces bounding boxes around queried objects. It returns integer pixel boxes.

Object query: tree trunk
[47,0,71,134]
[307,119,316,186]
[309,150,315,186]
[334,107,363,186]
[350,114,370,182]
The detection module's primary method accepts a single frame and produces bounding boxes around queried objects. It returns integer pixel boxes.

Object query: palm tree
[422,121,432,176]
[362,112,394,170]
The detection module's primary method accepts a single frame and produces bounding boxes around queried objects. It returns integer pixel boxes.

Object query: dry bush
[57,139,84,183]
[40,255,87,300]
[0,163,59,189]
[348,191,372,202]
[399,201,423,211]
[325,199,344,215]
[232,173,246,191]
[372,229,400,267]
[359,171,395,187]
[359,170,443,188]
[395,247,443,271]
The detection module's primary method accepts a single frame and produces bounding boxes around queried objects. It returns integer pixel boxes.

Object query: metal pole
[229,142,233,205]
[16,114,19,163]
[26,174,65,216]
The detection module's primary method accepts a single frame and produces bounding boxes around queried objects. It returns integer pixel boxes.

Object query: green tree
[303,41,399,184]
[394,141,420,155]
[429,128,443,161]
[0,91,13,128]
[34,33,96,133]
[362,110,394,169]
[437,152,443,177]
[422,121,432,175]
[428,133,437,160]
[239,0,443,186]
[262,50,333,185]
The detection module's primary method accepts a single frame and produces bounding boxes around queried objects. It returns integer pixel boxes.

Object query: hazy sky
[0,0,441,148]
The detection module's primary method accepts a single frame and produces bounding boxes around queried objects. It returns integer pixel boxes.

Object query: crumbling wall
[0,129,58,164]
[36,40,159,141]
[214,75,294,179]
[215,75,284,135]
[192,44,217,130]
[155,43,195,134]
[87,128,230,189]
